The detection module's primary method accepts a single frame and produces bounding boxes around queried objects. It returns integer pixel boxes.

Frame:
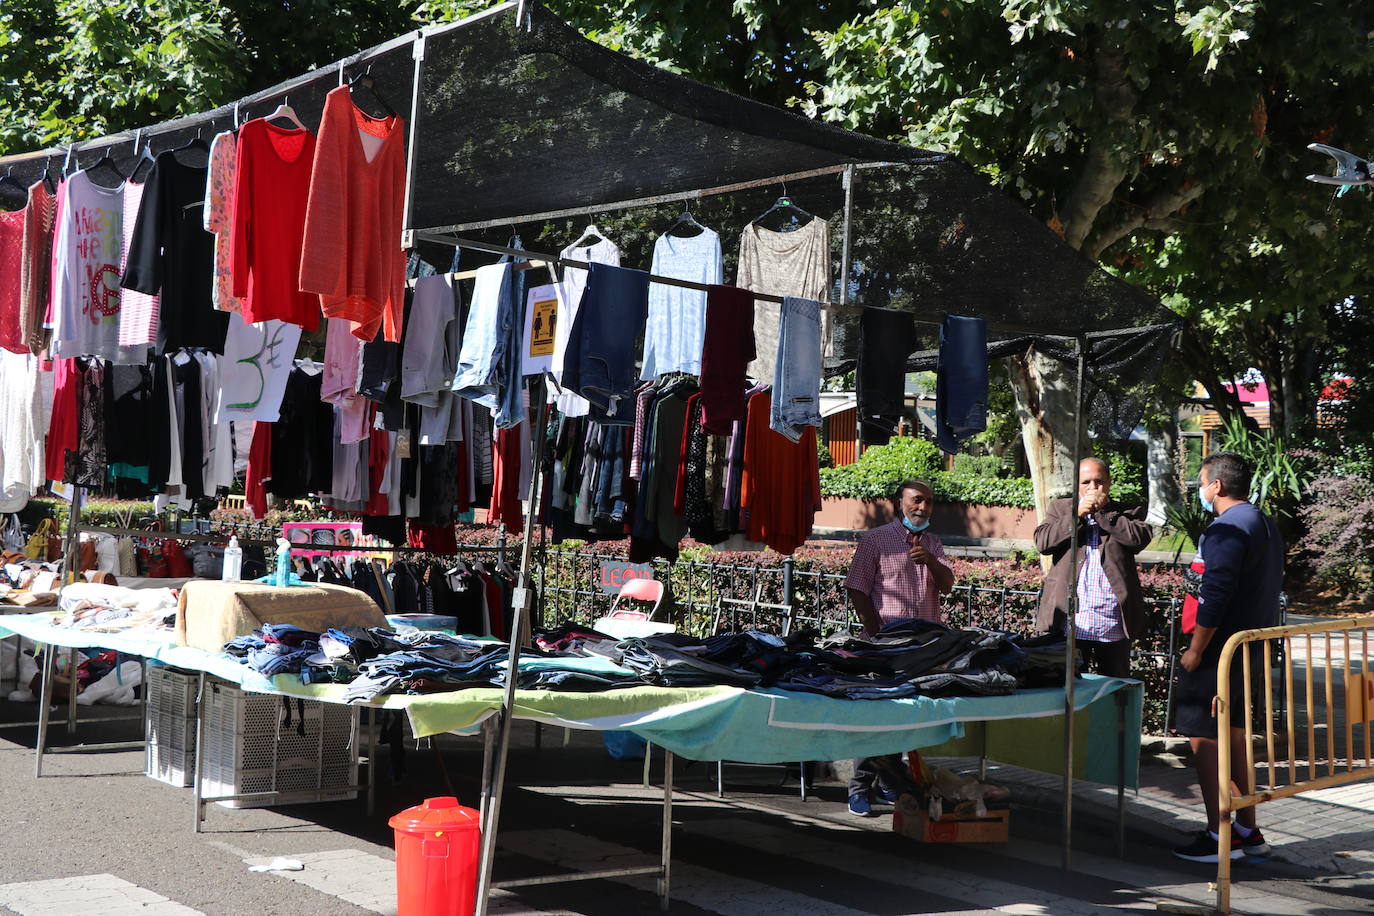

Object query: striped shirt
[1075,516,1125,642]
[844,521,947,626]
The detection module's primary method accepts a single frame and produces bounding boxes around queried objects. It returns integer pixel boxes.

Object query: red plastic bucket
[389,796,482,916]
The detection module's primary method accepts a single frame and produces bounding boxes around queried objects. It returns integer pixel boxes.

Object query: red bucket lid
[388,796,481,834]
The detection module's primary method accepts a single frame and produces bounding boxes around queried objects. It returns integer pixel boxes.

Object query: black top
[1197,502,1284,649]
[121,151,229,353]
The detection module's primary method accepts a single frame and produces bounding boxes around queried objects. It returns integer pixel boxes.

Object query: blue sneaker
[876,787,900,805]
[848,794,874,817]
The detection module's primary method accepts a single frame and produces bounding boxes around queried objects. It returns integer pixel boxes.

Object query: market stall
[0,1,1176,911]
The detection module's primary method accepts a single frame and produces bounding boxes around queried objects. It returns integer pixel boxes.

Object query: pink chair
[608,577,665,620]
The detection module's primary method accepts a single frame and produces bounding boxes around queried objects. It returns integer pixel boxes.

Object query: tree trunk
[1145,413,1182,525]
[1007,348,1084,523]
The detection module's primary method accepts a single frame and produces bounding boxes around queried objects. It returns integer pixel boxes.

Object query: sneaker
[1173,830,1243,863]
[1237,827,1271,857]
[875,787,900,805]
[847,794,874,817]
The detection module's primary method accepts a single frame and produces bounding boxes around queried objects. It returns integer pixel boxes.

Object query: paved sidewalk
[943,748,1374,880]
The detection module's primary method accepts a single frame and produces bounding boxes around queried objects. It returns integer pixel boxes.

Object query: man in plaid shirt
[1034,457,1153,678]
[842,479,955,815]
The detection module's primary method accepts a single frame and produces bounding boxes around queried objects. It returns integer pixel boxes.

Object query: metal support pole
[398,34,427,247]
[474,377,551,916]
[192,672,208,832]
[780,556,795,636]
[479,716,495,826]
[1060,335,1089,871]
[839,165,862,460]
[659,750,674,910]
[65,646,78,733]
[34,645,55,777]
[61,486,84,586]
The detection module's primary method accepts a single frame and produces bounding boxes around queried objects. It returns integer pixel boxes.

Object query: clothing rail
[73,524,513,557]
[412,231,1090,339]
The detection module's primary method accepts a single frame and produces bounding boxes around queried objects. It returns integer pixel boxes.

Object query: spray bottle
[221,536,242,583]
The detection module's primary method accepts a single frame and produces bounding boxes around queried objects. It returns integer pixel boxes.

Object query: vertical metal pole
[399,34,426,247]
[192,672,208,833]
[839,164,863,461]
[479,716,495,825]
[781,556,795,636]
[61,486,85,586]
[1061,335,1088,871]
[474,377,551,916]
[659,750,674,910]
[34,645,55,777]
[65,646,78,733]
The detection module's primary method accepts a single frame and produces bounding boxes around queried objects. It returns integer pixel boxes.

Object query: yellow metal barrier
[1214,613,1374,913]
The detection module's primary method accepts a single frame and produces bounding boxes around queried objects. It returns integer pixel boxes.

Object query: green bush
[929,471,1035,508]
[819,437,1038,508]
[818,436,944,501]
[950,453,1007,478]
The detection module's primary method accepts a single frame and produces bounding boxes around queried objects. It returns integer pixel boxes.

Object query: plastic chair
[607,577,664,619]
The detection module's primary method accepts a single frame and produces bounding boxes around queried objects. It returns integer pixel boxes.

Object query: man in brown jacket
[1034,457,1153,678]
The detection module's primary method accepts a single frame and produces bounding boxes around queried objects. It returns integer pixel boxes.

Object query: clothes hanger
[265,96,307,132]
[128,131,157,183]
[173,127,211,158]
[347,66,398,118]
[83,146,127,187]
[41,158,57,193]
[665,203,707,238]
[751,183,814,232]
[567,224,608,249]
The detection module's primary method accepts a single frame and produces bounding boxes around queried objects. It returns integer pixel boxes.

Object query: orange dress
[299,86,407,343]
[740,390,821,555]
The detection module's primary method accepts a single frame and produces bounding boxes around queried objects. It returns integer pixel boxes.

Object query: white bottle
[221,536,242,583]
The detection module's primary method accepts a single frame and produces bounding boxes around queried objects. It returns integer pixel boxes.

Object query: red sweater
[300,86,407,343]
[231,118,319,331]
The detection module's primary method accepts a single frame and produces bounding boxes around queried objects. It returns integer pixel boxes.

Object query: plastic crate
[145,666,199,787]
[199,678,359,809]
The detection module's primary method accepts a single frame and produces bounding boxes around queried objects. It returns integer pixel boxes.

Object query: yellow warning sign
[529,295,557,357]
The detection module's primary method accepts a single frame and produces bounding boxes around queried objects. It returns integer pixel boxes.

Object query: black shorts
[1174,643,1265,738]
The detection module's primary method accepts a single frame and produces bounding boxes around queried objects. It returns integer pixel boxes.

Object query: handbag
[1180,556,1204,635]
[24,518,58,561]
[163,538,194,578]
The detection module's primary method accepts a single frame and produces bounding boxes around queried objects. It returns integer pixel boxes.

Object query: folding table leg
[65,646,78,733]
[659,750,673,911]
[192,672,208,833]
[34,646,55,778]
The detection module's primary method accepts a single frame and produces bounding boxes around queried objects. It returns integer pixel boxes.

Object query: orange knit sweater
[299,86,407,343]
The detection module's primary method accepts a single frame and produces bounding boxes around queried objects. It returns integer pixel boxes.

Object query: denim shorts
[770,296,823,442]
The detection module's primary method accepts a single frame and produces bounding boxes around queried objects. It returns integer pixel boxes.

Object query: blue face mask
[902,516,930,535]
[1198,480,1215,514]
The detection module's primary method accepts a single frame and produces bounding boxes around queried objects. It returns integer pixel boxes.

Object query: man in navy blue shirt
[1173,452,1284,863]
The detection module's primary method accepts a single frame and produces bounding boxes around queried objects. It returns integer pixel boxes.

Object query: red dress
[739,390,821,555]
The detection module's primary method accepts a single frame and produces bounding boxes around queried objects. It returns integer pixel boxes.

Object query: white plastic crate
[145,666,198,787]
[199,678,359,808]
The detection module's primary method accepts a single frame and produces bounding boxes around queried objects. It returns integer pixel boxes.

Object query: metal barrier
[1214,614,1374,913]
